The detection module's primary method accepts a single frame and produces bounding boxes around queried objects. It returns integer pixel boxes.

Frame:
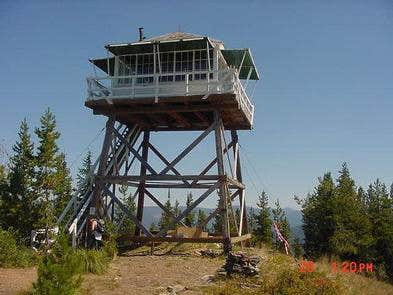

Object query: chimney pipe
[139,27,144,41]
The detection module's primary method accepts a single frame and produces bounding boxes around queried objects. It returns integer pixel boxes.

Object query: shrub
[270,268,343,295]
[32,233,83,295]
[32,229,116,294]
[75,249,110,275]
[0,228,37,267]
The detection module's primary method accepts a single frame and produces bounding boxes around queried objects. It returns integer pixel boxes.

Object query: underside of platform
[85,93,252,131]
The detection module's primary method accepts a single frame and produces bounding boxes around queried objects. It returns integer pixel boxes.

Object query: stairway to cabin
[57,123,141,245]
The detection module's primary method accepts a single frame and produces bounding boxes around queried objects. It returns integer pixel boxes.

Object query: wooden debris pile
[218,252,260,276]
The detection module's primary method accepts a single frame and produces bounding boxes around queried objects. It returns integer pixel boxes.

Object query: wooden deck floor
[85,93,253,131]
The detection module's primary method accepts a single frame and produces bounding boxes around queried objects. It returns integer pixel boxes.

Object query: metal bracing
[60,111,249,249]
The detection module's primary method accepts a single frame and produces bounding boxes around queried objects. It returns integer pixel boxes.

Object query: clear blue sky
[0,0,392,208]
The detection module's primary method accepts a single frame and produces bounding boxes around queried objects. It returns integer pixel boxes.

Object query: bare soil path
[81,254,223,295]
[0,267,37,295]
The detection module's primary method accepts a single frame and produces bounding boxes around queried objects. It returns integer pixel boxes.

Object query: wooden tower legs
[88,111,250,252]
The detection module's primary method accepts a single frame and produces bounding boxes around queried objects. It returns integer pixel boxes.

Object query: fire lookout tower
[59,30,260,251]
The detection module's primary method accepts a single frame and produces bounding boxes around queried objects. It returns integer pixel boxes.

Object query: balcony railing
[86,68,254,124]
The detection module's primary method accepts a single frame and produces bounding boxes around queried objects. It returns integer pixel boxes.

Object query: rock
[219,251,261,277]
[201,274,215,283]
[199,249,222,258]
[167,284,187,294]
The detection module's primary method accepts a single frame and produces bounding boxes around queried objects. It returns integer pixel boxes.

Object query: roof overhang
[105,37,215,55]
[220,49,260,80]
[89,57,115,75]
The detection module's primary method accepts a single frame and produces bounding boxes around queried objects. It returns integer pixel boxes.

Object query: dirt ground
[81,254,223,295]
[0,267,37,295]
[0,254,223,295]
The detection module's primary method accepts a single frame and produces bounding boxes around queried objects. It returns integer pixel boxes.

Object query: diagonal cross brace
[199,190,240,230]
[144,189,187,227]
[148,143,190,186]
[103,186,153,237]
[112,127,157,175]
[159,121,217,175]
[156,181,220,237]
[190,140,234,186]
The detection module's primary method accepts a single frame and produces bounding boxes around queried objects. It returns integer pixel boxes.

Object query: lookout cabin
[86,31,259,131]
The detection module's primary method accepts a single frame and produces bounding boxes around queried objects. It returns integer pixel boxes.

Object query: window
[160,52,174,73]
[194,49,213,80]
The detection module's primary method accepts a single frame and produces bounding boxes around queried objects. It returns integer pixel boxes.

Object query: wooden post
[214,111,231,253]
[134,131,150,236]
[231,130,248,235]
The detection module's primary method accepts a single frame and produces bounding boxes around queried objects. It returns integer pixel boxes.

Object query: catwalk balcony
[85,32,259,131]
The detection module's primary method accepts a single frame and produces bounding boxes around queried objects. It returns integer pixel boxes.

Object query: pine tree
[76,151,92,202]
[149,221,158,232]
[365,179,393,280]
[118,185,136,233]
[53,153,72,217]
[253,191,272,245]
[173,199,180,217]
[293,237,303,258]
[301,172,335,258]
[271,199,291,247]
[34,109,72,243]
[196,209,207,230]
[0,164,9,228]
[248,207,256,232]
[158,190,173,229]
[212,199,223,234]
[184,192,195,227]
[330,163,373,260]
[1,119,36,240]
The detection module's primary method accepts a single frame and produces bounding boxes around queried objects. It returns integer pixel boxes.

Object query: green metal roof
[220,49,260,80]
[106,37,215,55]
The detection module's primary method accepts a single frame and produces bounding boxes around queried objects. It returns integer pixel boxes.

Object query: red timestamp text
[299,260,373,273]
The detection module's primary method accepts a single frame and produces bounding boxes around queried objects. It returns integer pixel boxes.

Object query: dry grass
[202,246,393,295]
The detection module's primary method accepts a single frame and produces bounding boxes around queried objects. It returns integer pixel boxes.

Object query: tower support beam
[62,111,250,250]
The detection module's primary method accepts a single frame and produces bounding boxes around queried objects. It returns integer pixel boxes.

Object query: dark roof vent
[139,27,145,41]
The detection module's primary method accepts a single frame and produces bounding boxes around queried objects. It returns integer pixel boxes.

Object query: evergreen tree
[173,199,180,217]
[330,163,373,260]
[149,221,158,232]
[248,207,256,232]
[365,179,393,280]
[1,119,36,240]
[271,199,291,247]
[158,190,173,229]
[118,185,136,233]
[212,199,223,233]
[0,164,6,182]
[301,172,335,258]
[0,164,8,228]
[184,192,195,227]
[253,191,273,245]
[75,151,92,201]
[34,109,72,243]
[293,237,303,258]
[196,209,207,230]
[53,153,72,217]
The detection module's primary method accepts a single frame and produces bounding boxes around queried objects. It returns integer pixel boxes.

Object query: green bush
[75,249,110,275]
[32,233,83,295]
[269,268,343,295]
[32,230,116,294]
[0,228,37,267]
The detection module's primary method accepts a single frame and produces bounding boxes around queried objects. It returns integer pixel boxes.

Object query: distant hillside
[141,206,304,240]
